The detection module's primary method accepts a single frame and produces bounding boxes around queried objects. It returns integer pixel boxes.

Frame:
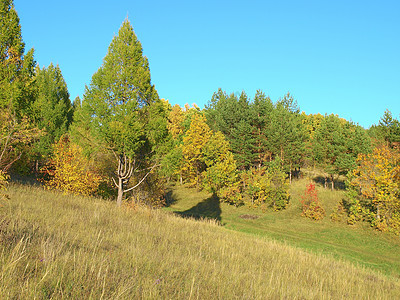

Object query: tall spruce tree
[72,19,167,205]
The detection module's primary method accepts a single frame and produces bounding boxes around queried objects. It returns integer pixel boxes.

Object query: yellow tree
[41,135,103,196]
[351,145,400,232]
[181,113,212,188]
[167,104,185,140]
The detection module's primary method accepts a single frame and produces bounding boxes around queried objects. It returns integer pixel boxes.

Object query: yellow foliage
[0,170,10,202]
[351,145,400,233]
[41,136,103,196]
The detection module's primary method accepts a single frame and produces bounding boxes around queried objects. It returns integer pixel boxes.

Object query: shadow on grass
[175,193,221,222]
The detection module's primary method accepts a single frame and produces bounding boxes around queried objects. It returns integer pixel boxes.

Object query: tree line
[1,0,400,234]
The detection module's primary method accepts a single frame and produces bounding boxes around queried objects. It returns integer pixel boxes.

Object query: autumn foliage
[300,183,325,220]
[347,145,400,233]
[0,170,9,202]
[40,135,102,196]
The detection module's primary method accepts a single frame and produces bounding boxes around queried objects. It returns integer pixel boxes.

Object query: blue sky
[15,0,400,128]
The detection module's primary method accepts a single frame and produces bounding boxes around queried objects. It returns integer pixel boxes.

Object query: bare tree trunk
[331,175,334,191]
[112,151,158,207]
[117,178,124,206]
[324,176,328,189]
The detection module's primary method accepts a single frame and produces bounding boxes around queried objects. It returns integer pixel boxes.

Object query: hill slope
[166,179,400,278]
[1,184,399,299]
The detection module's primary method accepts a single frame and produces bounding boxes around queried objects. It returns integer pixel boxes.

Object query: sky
[15,0,400,128]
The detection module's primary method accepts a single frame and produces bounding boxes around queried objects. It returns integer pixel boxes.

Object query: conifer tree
[0,0,39,172]
[250,90,274,167]
[33,63,73,157]
[72,19,167,205]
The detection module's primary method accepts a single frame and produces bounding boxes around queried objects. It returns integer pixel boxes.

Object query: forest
[1,0,400,237]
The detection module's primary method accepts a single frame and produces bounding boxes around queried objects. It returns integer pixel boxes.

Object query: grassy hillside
[166,177,400,278]
[0,183,399,299]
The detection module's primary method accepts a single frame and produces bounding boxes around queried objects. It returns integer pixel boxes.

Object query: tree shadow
[175,193,221,222]
[164,189,178,207]
[313,176,346,190]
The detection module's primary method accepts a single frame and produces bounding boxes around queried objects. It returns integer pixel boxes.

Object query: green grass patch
[166,178,400,278]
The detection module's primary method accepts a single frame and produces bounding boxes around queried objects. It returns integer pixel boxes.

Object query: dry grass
[0,183,399,299]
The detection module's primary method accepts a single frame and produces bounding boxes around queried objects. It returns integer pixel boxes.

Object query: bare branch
[123,164,158,193]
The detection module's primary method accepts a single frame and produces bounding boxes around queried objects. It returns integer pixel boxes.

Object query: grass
[166,177,400,278]
[0,183,399,298]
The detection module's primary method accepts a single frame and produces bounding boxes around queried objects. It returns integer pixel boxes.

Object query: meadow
[0,182,399,299]
[167,176,400,278]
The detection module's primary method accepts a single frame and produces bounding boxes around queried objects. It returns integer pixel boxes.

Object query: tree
[71,19,167,206]
[32,63,73,158]
[181,113,212,188]
[348,145,400,233]
[378,109,400,148]
[205,89,254,170]
[249,90,273,168]
[40,135,102,196]
[0,0,38,173]
[312,114,371,189]
[269,93,307,182]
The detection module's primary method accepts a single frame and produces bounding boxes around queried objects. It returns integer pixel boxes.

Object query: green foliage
[242,159,290,210]
[312,114,371,189]
[377,109,400,148]
[70,19,168,204]
[32,63,72,157]
[300,183,325,220]
[0,0,36,115]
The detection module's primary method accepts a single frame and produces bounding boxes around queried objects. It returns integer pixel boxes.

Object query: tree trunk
[331,175,334,191]
[117,178,123,206]
[324,176,328,189]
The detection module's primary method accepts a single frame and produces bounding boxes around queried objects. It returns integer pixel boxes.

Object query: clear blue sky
[15,0,400,128]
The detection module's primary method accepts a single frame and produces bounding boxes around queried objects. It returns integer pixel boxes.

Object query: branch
[123,164,159,193]
[112,177,118,188]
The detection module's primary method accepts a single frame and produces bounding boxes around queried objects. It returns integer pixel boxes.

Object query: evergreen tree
[32,63,73,157]
[312,114,371,189]
[205,89,253,169]
[71,19,167,205]
[269,93,306,182]
[249,90,274,167]
[0,0,38,172]
[378,109,400,148]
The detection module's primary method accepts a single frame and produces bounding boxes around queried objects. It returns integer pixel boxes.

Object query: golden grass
[0,183,399,299]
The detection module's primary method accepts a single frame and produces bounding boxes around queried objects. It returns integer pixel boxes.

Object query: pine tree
[72,19,166,205]
[312,114,371,189]
[269,93,306,182]
[378,109,400,148]
[249,90,274,168]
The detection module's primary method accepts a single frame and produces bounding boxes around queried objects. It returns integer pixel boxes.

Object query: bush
[0,170,9,202]
[40,135,103,196]
[242,160,290,211]
[300,183,325,220]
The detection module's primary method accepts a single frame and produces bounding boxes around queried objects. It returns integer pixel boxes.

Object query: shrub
[300,183,325,220]
[243,160,290,211]
[40,135,103,196]
[0,170,9,202]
